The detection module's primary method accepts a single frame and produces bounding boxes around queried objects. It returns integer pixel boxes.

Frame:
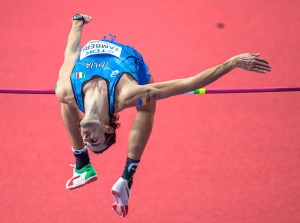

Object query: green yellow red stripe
[194,88,206,94]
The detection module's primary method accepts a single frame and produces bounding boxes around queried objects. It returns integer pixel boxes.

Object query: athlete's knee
[55,84,68,103]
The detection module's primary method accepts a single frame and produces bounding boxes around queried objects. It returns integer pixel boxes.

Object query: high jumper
[54,14,271,217]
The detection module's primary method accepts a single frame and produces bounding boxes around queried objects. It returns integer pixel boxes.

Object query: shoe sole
[111,190,128,217]
[67,176,98,190]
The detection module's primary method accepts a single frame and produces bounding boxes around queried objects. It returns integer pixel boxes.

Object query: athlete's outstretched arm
[56,14,92,104]
[60,15,92,77]
[56,14,92,151]
[122,53,271,107]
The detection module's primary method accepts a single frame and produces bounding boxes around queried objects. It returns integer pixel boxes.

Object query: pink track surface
[0,0,299,222]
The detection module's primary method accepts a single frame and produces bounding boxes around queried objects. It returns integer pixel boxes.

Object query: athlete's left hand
[235,53,271,73]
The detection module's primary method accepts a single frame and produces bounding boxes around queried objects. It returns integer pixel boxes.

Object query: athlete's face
[80,120,108,153]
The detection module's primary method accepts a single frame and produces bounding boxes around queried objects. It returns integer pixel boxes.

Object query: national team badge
[76,72,85,78]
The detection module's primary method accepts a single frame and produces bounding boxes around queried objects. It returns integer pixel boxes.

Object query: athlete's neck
[83,82,110,124]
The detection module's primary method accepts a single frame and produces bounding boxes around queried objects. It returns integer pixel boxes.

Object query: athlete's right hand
[72,14,92,25]
[235,53,271,74]
[82,15,92,24]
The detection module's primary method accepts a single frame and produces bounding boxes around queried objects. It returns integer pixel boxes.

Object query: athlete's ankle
[72,146,91,169]
[121,157,140,189]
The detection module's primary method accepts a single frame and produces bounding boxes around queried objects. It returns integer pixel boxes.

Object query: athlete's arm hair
[55,20,85,103]
[151,57,239,98]
[121,57,238,108]
[63,20,84,64]
[122,53,272,108]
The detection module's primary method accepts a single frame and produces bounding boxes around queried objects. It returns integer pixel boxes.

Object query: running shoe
[66,164,97,190]
[111,177,131,217]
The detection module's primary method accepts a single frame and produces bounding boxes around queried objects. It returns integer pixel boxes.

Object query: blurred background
[0,0,299,222]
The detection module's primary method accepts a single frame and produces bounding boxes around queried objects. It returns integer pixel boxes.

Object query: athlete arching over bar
[55,14,271,217]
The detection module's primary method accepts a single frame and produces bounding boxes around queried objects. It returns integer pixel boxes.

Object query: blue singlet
[70,37,150,114]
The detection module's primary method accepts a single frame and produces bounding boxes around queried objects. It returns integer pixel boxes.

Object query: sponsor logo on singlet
[110,70,119,77]
[80,40,122,60]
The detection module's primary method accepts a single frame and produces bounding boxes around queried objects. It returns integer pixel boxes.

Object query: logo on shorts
[111,70,119,77]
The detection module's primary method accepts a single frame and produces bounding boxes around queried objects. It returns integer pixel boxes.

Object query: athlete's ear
[105,125,114,134]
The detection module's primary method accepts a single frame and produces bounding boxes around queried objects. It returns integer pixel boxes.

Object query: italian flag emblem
[76,72,85,78]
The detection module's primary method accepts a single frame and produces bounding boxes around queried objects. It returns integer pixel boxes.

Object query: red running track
[0,0,299,222]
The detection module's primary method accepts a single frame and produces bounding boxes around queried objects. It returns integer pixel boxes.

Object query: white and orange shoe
[66,164,98,190]
[111,177,131,217]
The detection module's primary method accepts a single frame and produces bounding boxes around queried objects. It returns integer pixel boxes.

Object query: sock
[72,146,90,170]
[121,157,140,189]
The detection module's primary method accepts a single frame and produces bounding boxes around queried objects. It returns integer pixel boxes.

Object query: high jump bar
[185,86,300,94]
[0,87,300,95]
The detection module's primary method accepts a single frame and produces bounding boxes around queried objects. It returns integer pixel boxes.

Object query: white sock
[72,146,87,155]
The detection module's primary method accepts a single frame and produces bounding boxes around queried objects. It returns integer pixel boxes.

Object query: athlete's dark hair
[93,113,120,154]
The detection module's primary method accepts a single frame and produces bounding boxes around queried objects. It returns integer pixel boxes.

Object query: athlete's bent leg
[112,74,156,217]
[60,103,84,150]
[60,103,97,189]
